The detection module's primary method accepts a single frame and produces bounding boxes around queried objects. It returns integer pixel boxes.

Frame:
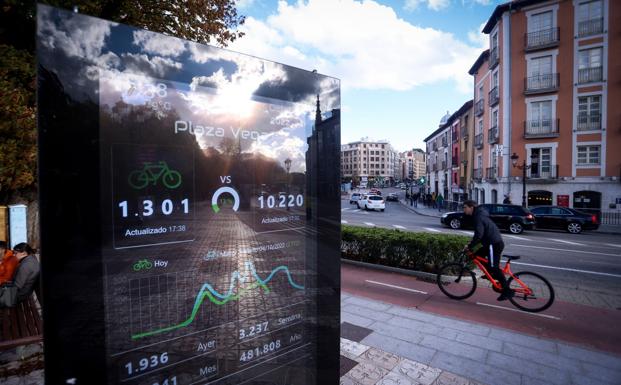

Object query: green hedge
[341,225,471,272]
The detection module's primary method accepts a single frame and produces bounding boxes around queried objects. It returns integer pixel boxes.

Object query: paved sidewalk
[399,199,621,234]
[340,292,621,385]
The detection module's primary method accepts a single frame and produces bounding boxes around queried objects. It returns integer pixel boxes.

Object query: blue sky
[230,0,504,151]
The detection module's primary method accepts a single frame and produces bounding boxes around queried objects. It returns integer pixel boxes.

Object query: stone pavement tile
[341,375,364,385]
[387,307,443,324]
[369,321,425,344]
[431,351,521,385]
[342,322,374,343]
[343,310,375,328]
[359,348,401,371]
[342,355,361,376]
[376,371,419,385]
[341,338,371,358]
[343,304,395,322]
[392,359,441,385]
[557,343,621,370]
[488,329,557,353]
[345,361,390,385]
[432,371,487,385]
[362,332,437,365]
[420,335,487,361]
[454,331,503,353]
[570,372,619,385]
[501,343,580,373]
[578,361,621,384]
[486,351,570,385]
[344,296,393,312]
[386,315,445,335]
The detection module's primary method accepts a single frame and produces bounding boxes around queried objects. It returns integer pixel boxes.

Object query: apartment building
[424,113,452,199]
[341,139,399,186]
[401,149,426,181]
[468,0,620,211]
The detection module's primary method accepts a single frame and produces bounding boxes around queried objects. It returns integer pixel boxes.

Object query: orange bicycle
[436,251,555,312]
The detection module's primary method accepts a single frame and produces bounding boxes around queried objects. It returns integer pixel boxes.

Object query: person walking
[436,193,444,212]
[431,192,437,208]
[0,243,40,307]
[0,241,18,286]
[462,200,513,301]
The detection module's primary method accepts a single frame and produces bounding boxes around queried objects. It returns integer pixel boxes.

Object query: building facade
[341,139,399,187]
[401,149,426,181]
[468,0,621,211]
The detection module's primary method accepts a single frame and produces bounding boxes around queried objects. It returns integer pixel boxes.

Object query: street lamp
[510,152,536,207]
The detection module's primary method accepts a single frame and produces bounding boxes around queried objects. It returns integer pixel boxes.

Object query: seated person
[0,241,19,286]
[0,242,40,307]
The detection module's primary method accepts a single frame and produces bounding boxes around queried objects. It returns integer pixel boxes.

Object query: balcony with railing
[578,67,603,84]
[524,73,559,94]
[441,161,447,170]
[473,168,483,181]
[452,130,459,143]
[525,27,560,51]
[488,126,498,144]
[475,99,484,117]
[524,119,560,138]
[577,113,601,131]
[432,142,437,151]
[474,133,484,149]
[452,157,459,167]
[489,47,499,69]
[488,86,499,107]
[578,18,604,37]
[485,166,498,181]
[527,164,559,180]
[442,137,448,147]
[462,130,469,141]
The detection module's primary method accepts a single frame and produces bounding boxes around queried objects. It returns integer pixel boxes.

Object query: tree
[0,0,245,204]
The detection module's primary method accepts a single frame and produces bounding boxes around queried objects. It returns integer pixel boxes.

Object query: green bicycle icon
[128,161,182,189]
[133,259,153,271]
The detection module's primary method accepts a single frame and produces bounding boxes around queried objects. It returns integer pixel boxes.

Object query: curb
[341,258,437,282]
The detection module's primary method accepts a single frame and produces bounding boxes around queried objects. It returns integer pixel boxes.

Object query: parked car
[357,194,385,211]
[350,192,362,205]
[369,188,382,196]
[386,193,399,202]
[530,206,598,234]
[440,204,535,234]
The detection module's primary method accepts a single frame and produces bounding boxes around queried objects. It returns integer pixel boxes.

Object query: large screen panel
[37,5,340,385]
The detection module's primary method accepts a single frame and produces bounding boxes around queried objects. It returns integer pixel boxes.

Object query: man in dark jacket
[462,200,513,301]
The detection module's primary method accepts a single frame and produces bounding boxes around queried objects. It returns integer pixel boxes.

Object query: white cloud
[468,22,488,49]
[229,0,480,94]
[133,30,187,57]
[236,0,256,10]
[404,0,450,11]
[121,53,183,77]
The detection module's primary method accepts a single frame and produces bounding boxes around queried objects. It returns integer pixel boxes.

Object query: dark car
[530,206,598,234]
[386,193,399,202]
[440,204,536,234]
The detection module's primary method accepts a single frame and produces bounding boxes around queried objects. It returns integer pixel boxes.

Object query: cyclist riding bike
[462,200,514,301]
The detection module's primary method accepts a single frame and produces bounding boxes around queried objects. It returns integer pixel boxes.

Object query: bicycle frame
[141,161,168,181]
[466,252,534,296]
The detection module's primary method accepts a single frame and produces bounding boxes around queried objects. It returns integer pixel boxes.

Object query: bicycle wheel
[128,170,149,189]
[508,271,555,312]
[162,170,182,189]
[437,263,477,300]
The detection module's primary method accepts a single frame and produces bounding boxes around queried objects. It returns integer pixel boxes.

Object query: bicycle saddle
[503,254,520,260]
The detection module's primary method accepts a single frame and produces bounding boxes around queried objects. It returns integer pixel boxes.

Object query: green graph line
[131,282,270,340]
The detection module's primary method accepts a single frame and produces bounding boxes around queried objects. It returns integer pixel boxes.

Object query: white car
[357,194,385,211]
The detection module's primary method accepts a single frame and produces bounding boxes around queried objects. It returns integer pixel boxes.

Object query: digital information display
[37,5,340,385]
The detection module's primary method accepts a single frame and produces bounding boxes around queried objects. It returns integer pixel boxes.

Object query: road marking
[425,227,442,233]
[364,222,375,227]
[510,244,621,258]
[341,208,350,211]
[365,280,428,294]
[352,209,360,213]
[605,243,621,248]
[505,235,529,241]
[547,238,584,246]
[393,225,406,229]
[341,220,348,224]
[475,302,561,320]
[511,261,621,278]
[459,231,473,235]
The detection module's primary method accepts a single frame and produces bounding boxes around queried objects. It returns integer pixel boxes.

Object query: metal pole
[522,161,527,207]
